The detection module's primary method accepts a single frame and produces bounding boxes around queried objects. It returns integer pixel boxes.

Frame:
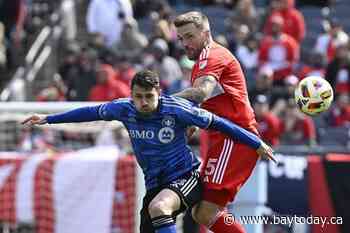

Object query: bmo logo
[129,130,155,139]
[158,127,175,143]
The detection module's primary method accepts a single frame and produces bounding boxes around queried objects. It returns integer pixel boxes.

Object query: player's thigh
[201,139,259,206]
[166,170,203,216]
[140,188,161,233]
[148,188,181,216]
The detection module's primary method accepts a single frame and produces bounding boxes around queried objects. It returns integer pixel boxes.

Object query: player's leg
[140,188,162,233]
[192,197,245,233]
[149,170,202,233]
[194,138,259,233]
[148,188,180,233]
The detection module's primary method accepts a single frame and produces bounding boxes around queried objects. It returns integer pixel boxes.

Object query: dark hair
[131,70,160,90]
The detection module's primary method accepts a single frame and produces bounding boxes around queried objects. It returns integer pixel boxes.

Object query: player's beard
[186,47,202,61]
[186,39,208,60]
[138,109,155,117]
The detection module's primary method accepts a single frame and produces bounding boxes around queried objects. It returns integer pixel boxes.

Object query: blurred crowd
[1,0,350,150]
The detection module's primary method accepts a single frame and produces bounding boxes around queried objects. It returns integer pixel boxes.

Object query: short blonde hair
[174,11,210,31]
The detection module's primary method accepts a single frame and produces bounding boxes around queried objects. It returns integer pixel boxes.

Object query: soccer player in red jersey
[174,11,276,233]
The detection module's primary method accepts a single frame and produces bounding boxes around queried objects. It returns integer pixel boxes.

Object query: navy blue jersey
[98,95,213,190]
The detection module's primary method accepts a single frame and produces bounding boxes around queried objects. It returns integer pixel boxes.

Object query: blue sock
[152,215,176,233]
[155,224,176,233]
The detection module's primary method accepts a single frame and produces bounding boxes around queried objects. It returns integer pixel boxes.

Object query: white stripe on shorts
[180,173,198,197]
[212,139,234,184]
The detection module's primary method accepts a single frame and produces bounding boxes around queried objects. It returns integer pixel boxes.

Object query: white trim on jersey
[162,96,193,108]
[199,45,210,61]
[113,98,131,103]
[162,104,193,114]
[162,102,193,114]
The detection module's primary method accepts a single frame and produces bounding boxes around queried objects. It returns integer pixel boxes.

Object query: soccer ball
[294,76,334,116]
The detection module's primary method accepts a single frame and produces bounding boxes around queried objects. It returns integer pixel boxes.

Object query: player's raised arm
[173,75,217,103]
[21,105,109,126]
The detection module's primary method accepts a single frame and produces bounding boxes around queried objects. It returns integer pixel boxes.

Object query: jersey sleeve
[178,106,213,129]
[98,100,125,121]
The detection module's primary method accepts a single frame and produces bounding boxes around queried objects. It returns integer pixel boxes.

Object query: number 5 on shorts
[204,158,218,182]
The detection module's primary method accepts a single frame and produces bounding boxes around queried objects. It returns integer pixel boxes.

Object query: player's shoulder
[201,42,236,63]
[211,42,234,57]
[160,95,196,114]
[98,98,134,120]
[105,98,134,111]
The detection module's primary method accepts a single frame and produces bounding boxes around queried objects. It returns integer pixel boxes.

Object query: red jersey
[191,41,258,134]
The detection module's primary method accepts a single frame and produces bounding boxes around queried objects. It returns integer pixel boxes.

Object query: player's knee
[148,200,172,217]
[192,204,216,226]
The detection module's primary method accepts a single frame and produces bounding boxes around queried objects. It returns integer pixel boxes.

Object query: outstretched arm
[209,115,261,149]
[22,106,102,126]
[177,103,277,163]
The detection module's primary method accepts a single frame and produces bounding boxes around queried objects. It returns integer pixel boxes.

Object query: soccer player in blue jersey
[22,70,275,233]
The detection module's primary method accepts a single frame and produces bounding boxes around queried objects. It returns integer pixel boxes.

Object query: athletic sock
[155,224,176,233]
[152,215,177,233]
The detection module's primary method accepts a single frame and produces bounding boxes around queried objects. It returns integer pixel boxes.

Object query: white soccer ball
[294,76,334,116]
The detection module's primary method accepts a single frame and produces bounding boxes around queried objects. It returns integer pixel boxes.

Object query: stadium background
[0,0,350,233]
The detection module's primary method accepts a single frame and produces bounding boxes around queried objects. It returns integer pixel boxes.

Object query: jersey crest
[199,60,207,70]
[161,116,176,128]
[158,127,175,144]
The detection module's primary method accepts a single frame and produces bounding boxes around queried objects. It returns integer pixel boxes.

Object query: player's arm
[209,115,260,149]
[22,99,126,126]
[181,106,276,163]
[173,75,217,103]
[22,105,104,126]
[210,115,276,163]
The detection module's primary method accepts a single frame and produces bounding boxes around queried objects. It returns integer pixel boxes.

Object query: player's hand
[21,115,48,126]
[256,141,278,164]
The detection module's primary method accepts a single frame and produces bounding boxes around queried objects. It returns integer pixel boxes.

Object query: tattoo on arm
[174,75,217,103]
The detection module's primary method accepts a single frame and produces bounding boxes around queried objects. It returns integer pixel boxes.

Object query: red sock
[209,212,245,233]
